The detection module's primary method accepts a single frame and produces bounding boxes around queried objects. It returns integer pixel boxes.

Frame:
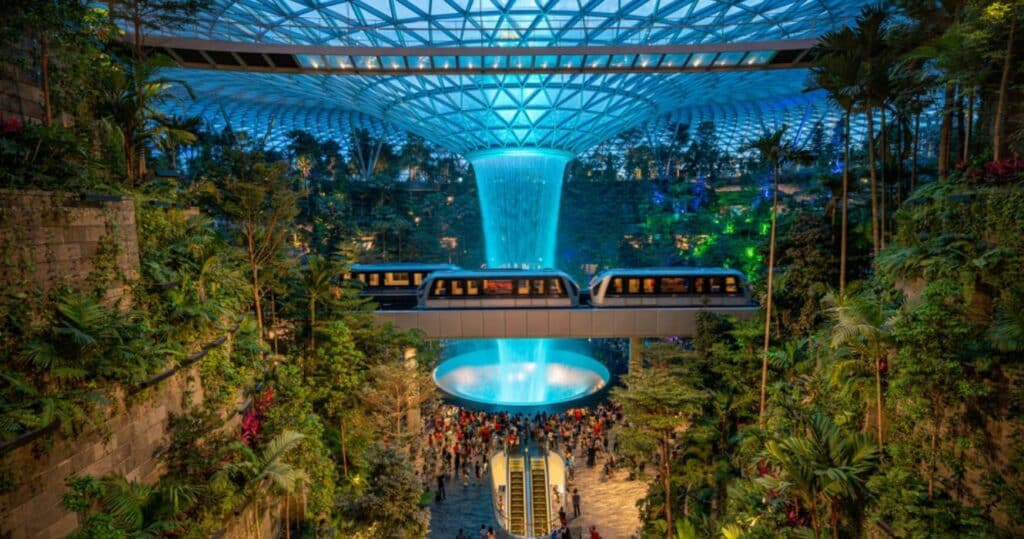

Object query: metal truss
[154,1,876,154]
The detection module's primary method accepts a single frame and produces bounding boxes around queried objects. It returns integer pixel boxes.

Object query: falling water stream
[433,148,608,406]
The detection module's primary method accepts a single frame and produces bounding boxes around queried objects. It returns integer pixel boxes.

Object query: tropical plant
[759,413,879,539]
[824,288,897,447]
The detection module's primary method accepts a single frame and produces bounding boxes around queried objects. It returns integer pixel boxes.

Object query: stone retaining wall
[0,190,140,307]
[0,365,205,539]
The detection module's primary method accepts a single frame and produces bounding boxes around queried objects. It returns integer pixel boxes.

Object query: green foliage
[63,473,192,538]
[341,444,429,538]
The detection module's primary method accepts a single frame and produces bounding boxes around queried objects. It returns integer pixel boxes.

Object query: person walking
[436,472,446,501]
[590,525,600,539]
[456,529,466,539]
[478,524,487,539]
[572,488,581,518]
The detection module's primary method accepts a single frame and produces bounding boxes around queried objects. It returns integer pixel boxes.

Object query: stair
[530,457,549,536]
[508,457,527,536]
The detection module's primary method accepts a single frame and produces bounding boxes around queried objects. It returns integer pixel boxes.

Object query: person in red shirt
[589,526,600,539]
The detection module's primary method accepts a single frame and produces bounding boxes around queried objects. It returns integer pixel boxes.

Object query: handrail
[0,318,244,458]
[133,319,243,393]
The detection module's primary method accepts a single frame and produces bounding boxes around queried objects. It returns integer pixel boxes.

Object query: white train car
[589,267,751,307]
[348,263,460,308]
[417,269,580,309]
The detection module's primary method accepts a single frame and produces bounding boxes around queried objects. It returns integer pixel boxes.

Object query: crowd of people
[422,402,624,538]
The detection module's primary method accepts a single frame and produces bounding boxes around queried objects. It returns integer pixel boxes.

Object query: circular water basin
[433,349,609,406]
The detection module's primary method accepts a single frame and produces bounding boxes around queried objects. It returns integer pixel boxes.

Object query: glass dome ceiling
[158,0,874,153]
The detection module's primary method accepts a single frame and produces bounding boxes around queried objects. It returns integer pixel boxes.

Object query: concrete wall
[0,364,206,539]
[0,190,140,307]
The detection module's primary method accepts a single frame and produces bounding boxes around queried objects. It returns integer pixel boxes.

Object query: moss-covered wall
[0,190,140,307]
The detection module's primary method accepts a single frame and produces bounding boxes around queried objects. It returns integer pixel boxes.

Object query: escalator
[508,457,527,536]
[529,457,550,536]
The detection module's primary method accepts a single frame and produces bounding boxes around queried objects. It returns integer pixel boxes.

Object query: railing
[0,318,244,458]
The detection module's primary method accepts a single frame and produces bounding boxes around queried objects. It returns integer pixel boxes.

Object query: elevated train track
[372,304,758,339]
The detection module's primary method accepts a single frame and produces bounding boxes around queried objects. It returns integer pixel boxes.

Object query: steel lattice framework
[160,0,874,153]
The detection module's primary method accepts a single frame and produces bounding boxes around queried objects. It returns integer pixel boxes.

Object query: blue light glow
[468,148,570,269]
[439,147,595,406]
[435,341,609,406]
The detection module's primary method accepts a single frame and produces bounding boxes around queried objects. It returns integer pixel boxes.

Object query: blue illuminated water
[438,148,604,406]
[434,342,609,406]
[469,148,570,269]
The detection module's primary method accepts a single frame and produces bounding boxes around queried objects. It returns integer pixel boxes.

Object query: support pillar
[628,337,644,373]
[404,347,421,436]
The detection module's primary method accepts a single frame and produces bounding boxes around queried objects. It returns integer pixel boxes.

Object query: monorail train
[417,269,580,309]
[589,267,752,307]
[348,263,460,308]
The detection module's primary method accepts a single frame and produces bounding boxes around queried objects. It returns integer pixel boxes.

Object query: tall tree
[612,342,707,538]
[217,152,300,339]
[743,127,813,426]
[812,26,864,294]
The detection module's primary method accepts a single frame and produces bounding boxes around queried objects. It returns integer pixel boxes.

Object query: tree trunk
[39,34,52,126]
[662,441,673,539]
[759,164,780,426]
[831,501,840,539]
[880,106,887,249]
[993,17,1015,162]
[285,494,290,539]
[840,113,850,295]
[964,86,974,164]
[340,416,349,477]
[939,84,954,179]
[912,112,920,192]
[928,396,942,499]
[875,348,884,447]
[247,232,264,338]
[866,104,880,257]
[810,496,821,539]
[309,298,316,350]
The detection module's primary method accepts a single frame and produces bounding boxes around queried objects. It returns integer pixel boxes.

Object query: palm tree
[851,3,892,257]
[226,430,310,539]
[153,114,201,170]
[301,255,339,350]
[824,289,896,447]
[97,55,193,186]
[760,413,879,539]
[744,127,814,427]
[811,27,864,294]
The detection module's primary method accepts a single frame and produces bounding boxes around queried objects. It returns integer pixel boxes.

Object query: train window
[467,280,480,295]
[548,278,564,297]
[385,272,410,286]
[433,279,448,296]
[517,280,531,295]
[693,277,705,294]
[532,279,546,295]
[709,277,723,294]
[612,278,624,295]
[413,273,424,286]
[725,276,739,294]
[368,273,380,287]
[628,278,641,294]
[355,273,366,284]
[451,280,465,296]
[659,277,689,294]
[643,278,656,294]
[483,279,513,295]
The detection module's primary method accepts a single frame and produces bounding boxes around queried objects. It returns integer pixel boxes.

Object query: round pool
[433,347,610,406]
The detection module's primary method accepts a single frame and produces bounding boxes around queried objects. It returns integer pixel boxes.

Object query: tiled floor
[427,452,646,539]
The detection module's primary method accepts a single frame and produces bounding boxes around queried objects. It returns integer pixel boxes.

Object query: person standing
[436,472,446,501]
[572,488,581,518]
[590,525,600,539]
[456,529,466,539]
[478,524,487,539]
